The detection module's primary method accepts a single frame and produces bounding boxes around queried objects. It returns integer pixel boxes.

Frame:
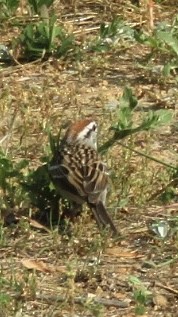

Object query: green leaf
[6,0,19,11]
[162,62,178,77]
[157,30,178,56]
[112,87,138,131]
[0,293,10,305]
[18,15,75,59]
[28,0,38,14]
[57,34,75,57]
[128,275,143,286]
[141,109,172,130]
[100,17,133,40]
[134,30,158,48]
[120,87,138,110]
[48,15,60,47]
[134,290,147,304]
[25,24,35,40]
[155,109,173,125]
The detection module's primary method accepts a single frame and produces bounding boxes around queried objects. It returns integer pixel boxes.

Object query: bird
[48,118,118,236]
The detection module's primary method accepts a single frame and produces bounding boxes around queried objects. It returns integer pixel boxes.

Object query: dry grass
[1,1,178,316]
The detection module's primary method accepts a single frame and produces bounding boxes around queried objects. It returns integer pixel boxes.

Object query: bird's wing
[83,162,108,194]
[49,152,87,199]
[82,161,108,203]
[49,146,108,203]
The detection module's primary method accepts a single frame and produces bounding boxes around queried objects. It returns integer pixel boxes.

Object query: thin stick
[36,293,130,308]
[99,138,177,171]
[155,281,178,296]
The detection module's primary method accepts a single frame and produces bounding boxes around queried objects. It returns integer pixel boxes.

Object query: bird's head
[63,118,98,150]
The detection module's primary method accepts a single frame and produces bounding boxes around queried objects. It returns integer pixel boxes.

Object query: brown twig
[155,282,178,296]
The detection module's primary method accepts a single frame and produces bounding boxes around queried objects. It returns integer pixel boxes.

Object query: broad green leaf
[157,30,178,56]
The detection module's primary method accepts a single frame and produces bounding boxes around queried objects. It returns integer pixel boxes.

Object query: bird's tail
[90,202,118,236]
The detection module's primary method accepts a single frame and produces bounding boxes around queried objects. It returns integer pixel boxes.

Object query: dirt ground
[1,1,178,316]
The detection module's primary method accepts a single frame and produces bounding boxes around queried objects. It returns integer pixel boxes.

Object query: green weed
[135,16,178,76]
[0,151,28,209]
[0,0,19,20]
[16,14,77,60]
[0,223,7,246]
[0,292,11,315]
[99,87,173,153]
[89,17,135,52]
[28,0,54,15]
[129,275,152,315]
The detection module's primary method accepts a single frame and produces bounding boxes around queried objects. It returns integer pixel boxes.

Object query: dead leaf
[21,258,56,273]
[105,247,143,258]
[153,293,168,307]
[113,292,128,300]
[28,218,51,233]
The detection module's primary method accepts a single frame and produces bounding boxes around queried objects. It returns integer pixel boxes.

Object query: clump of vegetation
[0,88,173,222]
[17,15,77,60]
[0,0,20,19]
[135,15,178,76]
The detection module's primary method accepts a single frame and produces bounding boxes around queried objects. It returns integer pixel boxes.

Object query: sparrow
[48,118,117,235]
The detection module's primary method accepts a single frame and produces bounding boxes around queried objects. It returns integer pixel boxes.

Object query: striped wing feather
[50,143,108,203]
[49,142,118,235]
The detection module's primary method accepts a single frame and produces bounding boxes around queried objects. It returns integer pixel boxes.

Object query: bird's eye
[93,124,97,131]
